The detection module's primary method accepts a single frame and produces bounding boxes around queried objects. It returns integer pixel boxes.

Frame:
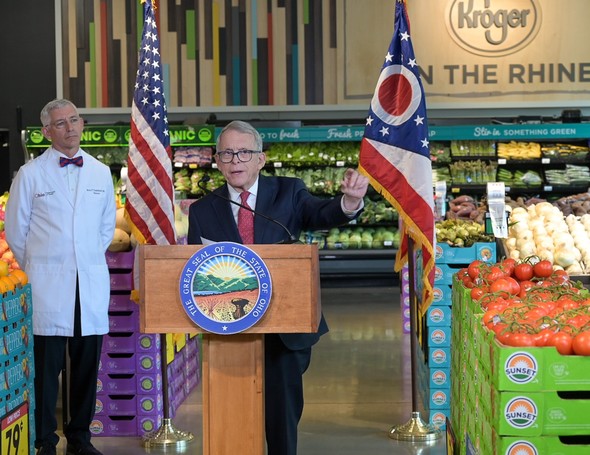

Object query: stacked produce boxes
[1,284,35,455]
[451,279,590,454]
[91,249,200,437]
[416,242,496,431]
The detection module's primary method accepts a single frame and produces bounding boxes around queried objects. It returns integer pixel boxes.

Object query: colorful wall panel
[60,0,349,109]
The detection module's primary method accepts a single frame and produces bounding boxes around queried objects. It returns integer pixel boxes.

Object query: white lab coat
[5,147,116,336]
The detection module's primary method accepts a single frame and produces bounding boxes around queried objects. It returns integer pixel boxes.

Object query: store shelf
[319,249,398,286]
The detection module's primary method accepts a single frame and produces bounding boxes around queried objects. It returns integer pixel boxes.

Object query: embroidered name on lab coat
[34,191,56,198]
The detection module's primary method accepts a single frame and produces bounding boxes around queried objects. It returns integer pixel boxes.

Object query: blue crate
[435,242,496,264]
[426,305,452,327]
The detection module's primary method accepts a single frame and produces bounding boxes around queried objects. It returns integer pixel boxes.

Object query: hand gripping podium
[138,244,322,455]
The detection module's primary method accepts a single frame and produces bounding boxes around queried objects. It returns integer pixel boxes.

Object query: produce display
[445,195,487,223]
[264,141,359,166]
[172,146,213,166]
[436,219,494,247]
[449,159,497,184]
[271,167,347,196]
[0,192,21,275]
[325,226,400,250]
[505,201,590,274]
[497,141,542,160]
[553,192,590,216]
[545,163,590,186]
[174,167,225,195]
[429,142,451,164]
[542,143,589,160]
[496,168,542,187]
[460,257,590,355]
[450,140,495,157]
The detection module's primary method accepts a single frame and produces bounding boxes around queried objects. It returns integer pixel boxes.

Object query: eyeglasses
[216,149,261,163]
[46,116,82,130]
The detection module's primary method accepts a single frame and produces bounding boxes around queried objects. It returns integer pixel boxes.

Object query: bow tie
[59,156,84,167]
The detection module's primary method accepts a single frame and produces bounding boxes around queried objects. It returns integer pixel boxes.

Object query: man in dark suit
[187,120,368,455]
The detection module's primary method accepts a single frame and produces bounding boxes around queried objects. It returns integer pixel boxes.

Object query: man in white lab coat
[5,99,116,455]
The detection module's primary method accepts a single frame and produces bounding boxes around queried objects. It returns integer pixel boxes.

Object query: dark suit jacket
[187,174,358,350]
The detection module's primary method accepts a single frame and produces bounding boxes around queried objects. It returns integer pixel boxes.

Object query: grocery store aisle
[52,286,446,454]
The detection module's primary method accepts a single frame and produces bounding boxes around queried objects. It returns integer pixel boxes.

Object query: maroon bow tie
[59,156,83,167]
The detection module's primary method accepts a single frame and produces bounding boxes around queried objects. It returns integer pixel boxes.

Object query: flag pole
[389,235,441,442]
[125,0,194,448]
[142,333,195,448]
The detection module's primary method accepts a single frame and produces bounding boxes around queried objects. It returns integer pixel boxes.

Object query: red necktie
[59,156,84,167]
[238,191,255,244]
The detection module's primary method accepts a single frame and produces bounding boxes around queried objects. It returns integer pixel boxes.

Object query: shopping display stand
[138,243,322,455]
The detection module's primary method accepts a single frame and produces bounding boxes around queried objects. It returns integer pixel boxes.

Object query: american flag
[358,0,435,311]
[125,0,176,247]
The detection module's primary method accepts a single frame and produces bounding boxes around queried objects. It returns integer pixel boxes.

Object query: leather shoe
[65,443,103,455]
[36,444,57,455]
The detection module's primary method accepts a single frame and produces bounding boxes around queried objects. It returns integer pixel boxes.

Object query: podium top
[138,244,321,334]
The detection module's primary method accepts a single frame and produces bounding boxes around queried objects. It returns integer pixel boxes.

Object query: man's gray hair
[216,120,263,152]
[40,99,78,126]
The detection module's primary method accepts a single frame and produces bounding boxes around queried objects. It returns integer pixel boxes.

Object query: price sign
[487,182,508,239]
[1,402,29,455]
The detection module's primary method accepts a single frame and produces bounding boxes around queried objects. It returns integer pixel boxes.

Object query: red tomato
[547,332,574,355]
[490,277,519,296]
[533,260,553,278]
[533,328,555,347]
[518,280,536,298]
[470,287,487,301]
[501,258,517,277]
[572,331,590,356]
[550,269,570,284]
[482,309,500,328]
[467,260,483,280]
[484,266,505,283]
[514,263,534,281]
[504,332,536,347]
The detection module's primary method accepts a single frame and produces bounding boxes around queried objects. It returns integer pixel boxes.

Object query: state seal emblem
[179,242,272,335]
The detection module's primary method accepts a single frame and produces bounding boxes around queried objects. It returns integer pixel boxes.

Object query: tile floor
[51,286,447,454]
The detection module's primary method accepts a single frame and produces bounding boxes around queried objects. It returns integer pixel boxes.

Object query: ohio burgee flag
[358,0,435,312]
[125,0,176,248]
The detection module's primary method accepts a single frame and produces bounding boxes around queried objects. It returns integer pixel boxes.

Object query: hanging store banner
[339,0,590,109]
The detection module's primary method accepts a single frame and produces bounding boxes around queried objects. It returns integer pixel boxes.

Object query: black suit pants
[33,278,103,448]
[264,333,312,455]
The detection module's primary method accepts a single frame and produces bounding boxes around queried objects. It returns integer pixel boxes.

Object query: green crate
[491,389,590,436]
[488,336,590,392]
[492,432,590,454]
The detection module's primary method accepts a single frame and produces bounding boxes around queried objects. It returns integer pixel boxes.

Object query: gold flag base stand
[389,411,441,442]
[142,418,195,449]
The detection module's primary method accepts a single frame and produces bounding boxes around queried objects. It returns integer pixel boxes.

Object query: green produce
[436,219,493,247]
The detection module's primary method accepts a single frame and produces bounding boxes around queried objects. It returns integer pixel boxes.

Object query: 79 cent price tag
[1,402,29,455]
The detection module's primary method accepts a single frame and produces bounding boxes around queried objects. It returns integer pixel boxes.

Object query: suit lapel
[254,176,276,243]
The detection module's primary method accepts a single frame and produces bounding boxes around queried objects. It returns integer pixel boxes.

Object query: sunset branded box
[428,347,451,369]
[485,334,590,392]
[431,285,452,305]
[425,305,452,327]
[428,326,452,348]
[491,389,590,437]
[435,242,496,264]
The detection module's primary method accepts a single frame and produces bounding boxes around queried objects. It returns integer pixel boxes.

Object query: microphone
[198,174,299,244]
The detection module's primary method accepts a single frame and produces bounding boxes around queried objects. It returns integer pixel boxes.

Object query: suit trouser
[264,333,312,455]
[33,279,103,448]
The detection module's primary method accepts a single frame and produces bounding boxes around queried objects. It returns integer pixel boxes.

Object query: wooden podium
[138,244,321,455]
